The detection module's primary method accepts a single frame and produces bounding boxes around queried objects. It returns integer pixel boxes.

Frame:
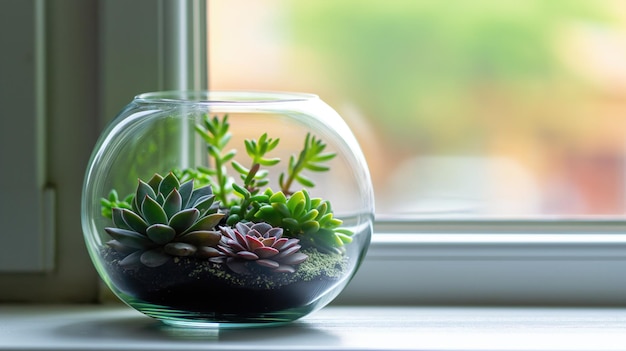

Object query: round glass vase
[82,91,374,328]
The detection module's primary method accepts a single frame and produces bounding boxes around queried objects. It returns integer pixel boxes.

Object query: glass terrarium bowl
[81,91,374,328]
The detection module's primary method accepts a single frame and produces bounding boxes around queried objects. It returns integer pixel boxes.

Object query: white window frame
[337,219,626,305]
[3,0,625,306]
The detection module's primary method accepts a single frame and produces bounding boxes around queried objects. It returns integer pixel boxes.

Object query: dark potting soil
[101,247,347,314]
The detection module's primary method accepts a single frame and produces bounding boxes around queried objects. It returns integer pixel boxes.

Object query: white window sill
[2,304,626,351]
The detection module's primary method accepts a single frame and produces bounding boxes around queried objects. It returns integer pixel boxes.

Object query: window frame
[0,0,53,273]
[338,219,626,305]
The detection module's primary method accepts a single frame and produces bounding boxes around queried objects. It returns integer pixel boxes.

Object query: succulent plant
[279,132,336,195]
[214,222,308,274]
[194,114,237,206]
[252,188,353,254]
[104,172,224,268]
[100,189,133,220]
[231,132,280,196]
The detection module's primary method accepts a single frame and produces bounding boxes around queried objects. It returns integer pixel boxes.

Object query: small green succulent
[231,132,280,196]
[279,132,336,195]
[100,190,133,220]
[252,188,353,254]
[193,114,237,206]
[104,172,224,268]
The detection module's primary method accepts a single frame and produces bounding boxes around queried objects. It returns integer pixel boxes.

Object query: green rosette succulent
[252,188,353,254]
[104,172,224,268]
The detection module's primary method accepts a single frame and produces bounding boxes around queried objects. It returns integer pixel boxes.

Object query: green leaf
[256,179,269,188]
[316,228,344,248]
[177,230,221,247]
[222,149,237,163]
[278,173,286,189]
[300,209,319,222]
[232,183,250,198]
[268,137,280,151]
[259,157,280,166]
[255,205,282,224]
[295,174,315,187]
[164,242,197,257]
[188,185,213,209]
[112,208,131,230]
[108,190,119,202]
[282,217,300,231]
[159,172,180,197]
[119,251,143,267]
[140,249,170,267]
[303,189,311,210]
[244,139,255,157]
[304,163,330,172]
[269,191,287,204]
[169,208,200,233]
[106,239,136,255]
[195,124,211,143]
[104,227,153,249]
[184,213,225,233]
[315,201,328,216]
[197,166,216,175]
[336,231,353,244]
[327,218,343,228]
[288,155,297,170]
[250,194,269,203]
[135,180,156,210]
[231,160,249,175]
[335,228,354,236]
[156,193,165,206]
[193,194,216,214]
[146,224,176,245]
[121,209,148,234]
[162,188,182,219]
[272,202,291,218]
[312,153,336,162]
[287,191,305,213]
[302,220,320,234]
[218,133,232,149]
[141,195,168,225]
[317,212,334,227]
[178,179,194,208]
[146,174,164,192]
[207,145,221,159]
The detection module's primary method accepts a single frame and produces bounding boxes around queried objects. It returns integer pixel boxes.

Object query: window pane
[208,0,626,218]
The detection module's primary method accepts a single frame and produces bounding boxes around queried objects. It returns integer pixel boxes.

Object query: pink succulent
[215,222,308,274]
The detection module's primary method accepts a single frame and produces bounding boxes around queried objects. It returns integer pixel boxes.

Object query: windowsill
[2,304,626,350]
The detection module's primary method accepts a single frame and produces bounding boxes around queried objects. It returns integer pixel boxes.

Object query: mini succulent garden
[98,114,354,316]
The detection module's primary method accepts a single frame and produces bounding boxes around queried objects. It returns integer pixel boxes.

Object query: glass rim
[134,90,319,105]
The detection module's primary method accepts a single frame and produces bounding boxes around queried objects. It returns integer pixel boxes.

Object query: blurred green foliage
[291,0,616,151]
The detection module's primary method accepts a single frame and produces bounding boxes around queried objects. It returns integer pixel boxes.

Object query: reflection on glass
[209,0,626,217]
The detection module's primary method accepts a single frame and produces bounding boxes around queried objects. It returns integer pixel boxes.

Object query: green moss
[186,247,347,289]
[293,248,346,281]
